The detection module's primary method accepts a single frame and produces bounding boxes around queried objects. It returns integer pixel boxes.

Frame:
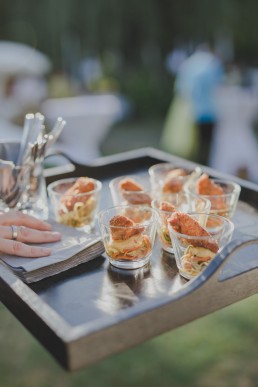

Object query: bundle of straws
[0,112,66,208]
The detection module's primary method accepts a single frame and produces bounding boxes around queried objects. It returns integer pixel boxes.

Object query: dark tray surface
[30,150,258,327]
[1,148,258,370]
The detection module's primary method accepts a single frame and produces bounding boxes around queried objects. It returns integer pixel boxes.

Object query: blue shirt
[175,51,224,123]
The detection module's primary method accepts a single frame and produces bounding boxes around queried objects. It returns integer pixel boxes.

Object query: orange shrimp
[196,174,226,211]
[196,174,224,196]
[110,215,144,240]
[168,212,219,253]
[162,169,188,193]
[61,177,96,211]
[159,201,176,225]
[119,178,152,205]
[159,201,176,212]
[119,178,144,191]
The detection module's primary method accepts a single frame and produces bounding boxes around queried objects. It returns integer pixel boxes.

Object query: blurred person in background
[161,43,224,165]
[174,43,224,165]
[78,56,103,92]
[165,45,188,76]
[210,64,258,183]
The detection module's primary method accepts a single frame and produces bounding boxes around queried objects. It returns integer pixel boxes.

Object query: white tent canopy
[0,41,51,76]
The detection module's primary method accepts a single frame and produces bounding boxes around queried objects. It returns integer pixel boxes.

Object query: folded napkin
[0,221,105,283]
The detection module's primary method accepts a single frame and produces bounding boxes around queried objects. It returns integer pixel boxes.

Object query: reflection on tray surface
[96,250,187,315]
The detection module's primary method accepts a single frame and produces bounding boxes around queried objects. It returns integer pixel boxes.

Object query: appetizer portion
[168,212,219,278]
[169,212,219,252]
[119,178,152,206]
[185,173,240,220]
[162,168,188,194]
[106,215,151,260]
[98,204,157,269]
[160,201,176,212]
[148,163,197,198]
[157,200,176,250]
[196,173,227,217]
[197,173,224,196]
[58,177,98,227]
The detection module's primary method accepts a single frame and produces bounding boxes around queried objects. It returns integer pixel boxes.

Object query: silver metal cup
[0,141,48,220]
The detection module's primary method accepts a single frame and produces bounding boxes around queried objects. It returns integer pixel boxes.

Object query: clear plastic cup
[185,178,241,219]
[168,212,234,280]
[47,177,102,230]
[98,205,157,269]
[109,175,152,207]
[148,162,200,198]
[152,192,211,253]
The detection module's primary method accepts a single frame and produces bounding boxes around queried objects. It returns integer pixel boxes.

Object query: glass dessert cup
[148,162,202,198]
[152,192,210,254]
[168,212,234,280]
[47,177,102,231]
[185,178,241,219]
[109,174,152,208]
[98,205,157,269]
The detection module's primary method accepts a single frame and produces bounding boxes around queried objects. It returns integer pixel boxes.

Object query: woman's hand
[0,211,61,258]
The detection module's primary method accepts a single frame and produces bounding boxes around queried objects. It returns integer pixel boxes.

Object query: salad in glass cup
[152,192,210,253]
[148,162,202,197]
[48,177,102,230]
[168,211,234,280]
[98,205,157,269]
[109,175,152,206]
[185,173,241,219]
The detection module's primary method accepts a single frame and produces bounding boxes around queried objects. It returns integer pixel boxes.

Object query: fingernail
[52,232,61,237]
[45,224,53,230]
[41,248,51,255]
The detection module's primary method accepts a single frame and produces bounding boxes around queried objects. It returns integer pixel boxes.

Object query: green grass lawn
[1,294,258,387]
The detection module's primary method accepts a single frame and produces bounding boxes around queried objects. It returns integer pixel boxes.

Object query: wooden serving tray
[1,148,258,371]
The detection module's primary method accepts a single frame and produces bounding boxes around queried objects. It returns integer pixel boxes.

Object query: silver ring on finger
[11,225,19,241]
